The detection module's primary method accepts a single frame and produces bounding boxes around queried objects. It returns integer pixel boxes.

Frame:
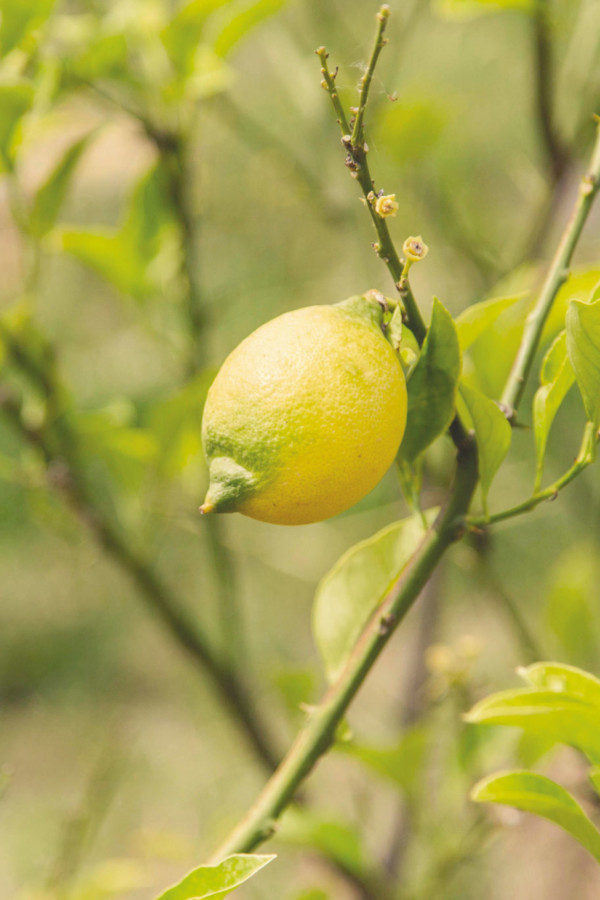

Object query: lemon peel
[200,293,407,525]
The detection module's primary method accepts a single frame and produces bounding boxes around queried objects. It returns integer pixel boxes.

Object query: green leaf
[374,97,447,169]
[60,162,174,299]
[544,550,600,668]
[340,726,427,795]
[271,667,317,720]
[0,81,34,170]
[162,0,233,75]
[532,331,575,489]
[0,0,54,57]
[455,293,526,351]
[279,809,365,879]
[210,0,286,57]
[458,382,510,513]
[465,685,600,764]
[566,298,600,428]
[61,230,151,298]
[31,132,94,237]
[149,371,215,482]
[590,767,600,797]
[520,662,600,708]
[471,771,600,863]
[156,854,275,900]
[313,511,436,682]
[398,298,461,464]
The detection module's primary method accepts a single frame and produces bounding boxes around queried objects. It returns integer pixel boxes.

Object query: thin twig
[350,6,390,148]
[384,571,442,878]
[500,117,600,420]
[466,421,597,527]
[316,18,427,346]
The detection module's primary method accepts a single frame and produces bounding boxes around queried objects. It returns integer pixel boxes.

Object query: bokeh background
[2,0,600,897]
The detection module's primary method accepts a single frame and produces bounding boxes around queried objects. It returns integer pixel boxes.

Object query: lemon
[200,293,407,525]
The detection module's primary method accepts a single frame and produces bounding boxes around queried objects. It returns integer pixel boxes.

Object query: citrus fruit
[200,293,407,525]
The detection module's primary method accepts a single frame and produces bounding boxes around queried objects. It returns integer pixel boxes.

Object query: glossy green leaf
[32,132,94,237]
[0,0,54,57]
[0,82,34,170]
[280,808,365,879]
[533,331,575,489]
[465,685,600,763]
[156,854,275,900]
[211,0,286,57]
[313,511,436,682]
[455,293,526,351]
[566,298,600,427]
[471,771,600,863]
[340,726,427,795]
[546,267,600,338]
[458,382,510,513]
[398,298,461,463]
[519,662,600,708]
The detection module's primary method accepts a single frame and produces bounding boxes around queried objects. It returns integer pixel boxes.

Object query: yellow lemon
[200,293,407,525]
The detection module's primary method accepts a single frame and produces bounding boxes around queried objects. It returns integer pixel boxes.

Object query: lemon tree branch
[466,422,597,528]
[0,332,280,774]
[210,437,478,859]
[316,10,427,346]
[501,117,600,420]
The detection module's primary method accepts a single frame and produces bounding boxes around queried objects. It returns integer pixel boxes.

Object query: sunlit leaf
[590,767,600,797]
[566,298,600,428]
[398,298,461,464]
[545,268,600,338]
[313,511,436,682]
[32,132,95,237]
[471,771,600,863]
[455,293,525,351]
[156,854,276,900]
[458,382,510,512]
[532,331,575,489]
[465,685,600,763]
[520,662,600,708]
[61,230,151,298]
[0,81,34,170]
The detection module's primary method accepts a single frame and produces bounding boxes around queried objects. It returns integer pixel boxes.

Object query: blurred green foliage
[1,0,600,897]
